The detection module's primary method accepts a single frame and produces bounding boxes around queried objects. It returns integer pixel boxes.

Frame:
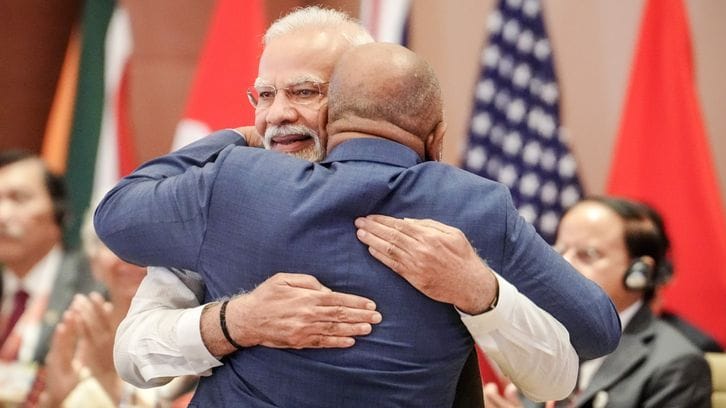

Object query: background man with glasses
[483,197,711,407]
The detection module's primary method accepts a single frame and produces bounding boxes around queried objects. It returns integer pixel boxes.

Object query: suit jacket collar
[322,138,422,168]
[576,305,655,406]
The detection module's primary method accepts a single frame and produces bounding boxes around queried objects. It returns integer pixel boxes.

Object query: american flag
[462,0,583,244]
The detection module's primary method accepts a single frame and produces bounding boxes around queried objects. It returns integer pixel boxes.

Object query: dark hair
[0,149,68,228]
[572,196,673,301]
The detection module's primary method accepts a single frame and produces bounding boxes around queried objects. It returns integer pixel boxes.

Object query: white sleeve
[459,272,578,402]
[114,267,223,388]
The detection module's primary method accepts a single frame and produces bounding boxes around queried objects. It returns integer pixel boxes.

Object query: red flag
[607,0,726,347]
[171,0,265,149]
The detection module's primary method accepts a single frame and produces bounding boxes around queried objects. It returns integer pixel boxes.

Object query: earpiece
[623,257,655,291]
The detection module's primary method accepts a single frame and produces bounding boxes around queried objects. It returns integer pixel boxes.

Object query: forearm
[115,305,221,387]
[460,274,578,402]
[114,268,221,387]
[94,130,245,267]
[200,301,240,357]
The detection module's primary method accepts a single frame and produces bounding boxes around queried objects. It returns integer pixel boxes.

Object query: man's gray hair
[264,6,374,46]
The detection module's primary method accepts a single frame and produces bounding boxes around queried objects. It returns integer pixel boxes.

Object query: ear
[639,256,656,269]
[318,102,329,144]
[623,256,656,292]
[425,121,447,162]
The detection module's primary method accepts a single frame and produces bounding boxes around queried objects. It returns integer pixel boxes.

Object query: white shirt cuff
[176,304,223,373]
[458,273,516,343]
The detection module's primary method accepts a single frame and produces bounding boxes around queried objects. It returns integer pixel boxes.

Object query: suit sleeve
[499,189,621,361]
[94,130,246,270]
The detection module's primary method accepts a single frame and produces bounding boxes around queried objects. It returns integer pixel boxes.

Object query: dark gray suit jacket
[572,305,712,407]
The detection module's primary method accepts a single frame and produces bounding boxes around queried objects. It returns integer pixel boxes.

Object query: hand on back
[225,273,382,349]
[355,215,498,315]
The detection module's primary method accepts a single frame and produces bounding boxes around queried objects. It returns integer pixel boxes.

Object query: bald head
[326,43,445,159]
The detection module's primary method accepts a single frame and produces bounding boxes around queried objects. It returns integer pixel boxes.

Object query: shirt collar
[2,245,63,299]
[619,299,644,330]
[322,138,422,168]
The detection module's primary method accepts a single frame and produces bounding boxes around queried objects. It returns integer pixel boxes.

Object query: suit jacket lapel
[576,306,655,406]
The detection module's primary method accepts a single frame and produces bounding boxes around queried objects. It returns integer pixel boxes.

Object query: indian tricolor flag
[42,0,136,248]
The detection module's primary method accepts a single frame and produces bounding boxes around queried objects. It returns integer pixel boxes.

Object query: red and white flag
[94,5,136,197]
[171,0,265,150]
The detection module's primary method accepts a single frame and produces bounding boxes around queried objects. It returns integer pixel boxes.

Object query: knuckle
[324,321,337,333]
[393,220,404,232]
[385,228,400,245]
[335,306,348,321]
[310,335,322,347]
[318,292,334,305]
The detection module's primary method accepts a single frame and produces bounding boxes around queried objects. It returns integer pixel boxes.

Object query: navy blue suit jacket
[96,130,619,407]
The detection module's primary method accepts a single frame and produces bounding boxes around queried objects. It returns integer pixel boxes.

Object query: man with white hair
[109,7,619,405]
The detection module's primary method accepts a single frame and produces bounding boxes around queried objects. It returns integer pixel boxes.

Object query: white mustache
[263,125,319,149]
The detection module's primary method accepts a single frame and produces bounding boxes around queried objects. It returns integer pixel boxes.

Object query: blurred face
[89,245,146,302]
[0,159,61,273]
[554,201,636,311]
[254,29,351,162]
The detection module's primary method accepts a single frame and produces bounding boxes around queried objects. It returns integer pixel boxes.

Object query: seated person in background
[484,196,712,408]
[0,150,97,403]
[37,208,195,407]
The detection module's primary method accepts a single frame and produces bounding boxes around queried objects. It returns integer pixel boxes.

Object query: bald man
[96,43,618,407]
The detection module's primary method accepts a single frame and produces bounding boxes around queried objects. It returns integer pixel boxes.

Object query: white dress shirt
[1,246,62,362]
[115,267,577,401]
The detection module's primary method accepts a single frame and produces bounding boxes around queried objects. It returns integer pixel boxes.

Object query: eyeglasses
[246,81,328,109]
[554,244,604,265]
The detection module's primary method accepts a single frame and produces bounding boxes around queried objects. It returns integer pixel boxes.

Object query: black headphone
[623,257,655,291]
